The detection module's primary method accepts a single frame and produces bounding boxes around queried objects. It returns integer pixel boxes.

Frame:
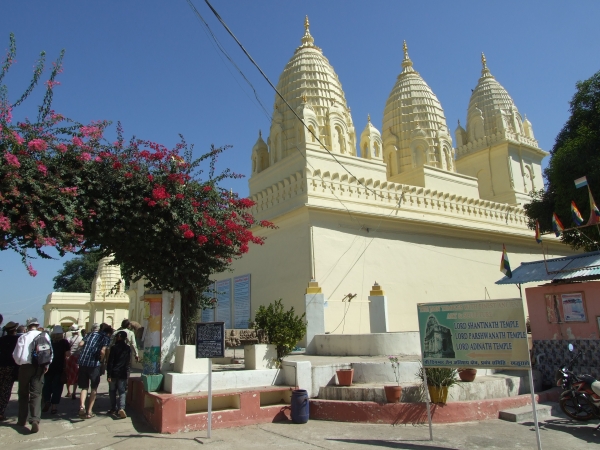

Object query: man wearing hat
[0,321,19,421]
[12,318,53,433]
[65,324,82,399]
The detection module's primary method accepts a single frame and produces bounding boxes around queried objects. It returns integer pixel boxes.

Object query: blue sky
[1,1,599,326]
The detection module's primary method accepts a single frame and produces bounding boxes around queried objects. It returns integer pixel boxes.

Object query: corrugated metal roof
[496,251,600,285]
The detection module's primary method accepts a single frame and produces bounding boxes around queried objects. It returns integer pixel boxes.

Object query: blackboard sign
[196,322,225,359]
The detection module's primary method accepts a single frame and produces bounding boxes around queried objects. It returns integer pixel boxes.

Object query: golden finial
[367,114,371,123]
[481,52,487,69]
[304,15,310,32]
[403,40,408,59]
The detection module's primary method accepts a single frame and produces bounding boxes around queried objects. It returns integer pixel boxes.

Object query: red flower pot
[384,385,402,403]
[458,368,477,382]
[336,369,354,386]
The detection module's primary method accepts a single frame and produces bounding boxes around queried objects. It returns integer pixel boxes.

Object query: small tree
[53,250,102,292]
[253,299,306,364]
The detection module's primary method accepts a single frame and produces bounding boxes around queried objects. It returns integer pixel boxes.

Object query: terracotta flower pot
[427,385,449,404]
[336,369,354,386]
[384,385,402,403]
[458,368,477,382]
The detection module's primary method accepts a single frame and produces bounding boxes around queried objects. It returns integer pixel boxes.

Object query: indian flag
[575,176,588,189]
[571,201,584,226]
[500,244,512,278]
[552,213,565,237]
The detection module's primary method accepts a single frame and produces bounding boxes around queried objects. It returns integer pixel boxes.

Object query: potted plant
[457,368,477,382]
[384,356,402,403]
[141,351,164,392]
[336,367,354,386]
[416,364,460,404]
[253,299,307,368]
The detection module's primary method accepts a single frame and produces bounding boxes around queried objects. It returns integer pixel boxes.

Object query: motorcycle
[555,343,600,428]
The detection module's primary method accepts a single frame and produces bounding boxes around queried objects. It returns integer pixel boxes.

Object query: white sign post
[417,299,541,450]
[196,322,225,440]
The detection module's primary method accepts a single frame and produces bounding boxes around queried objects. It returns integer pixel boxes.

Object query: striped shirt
[78,331,111,368]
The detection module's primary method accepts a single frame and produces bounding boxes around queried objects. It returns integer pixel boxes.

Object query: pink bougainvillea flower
[27,139,48,152]
[0,214,10,231]
[57,143,68,153]
[183,230,194,239]
[197,235,208,245]
[11,131,24,145]
[27,263,37,277]
[94,156,102,162]
[80,125,102,139]
[79,152,92,162]
[4,152,20,168]
[72,136,83,146]
[36,162,48,176]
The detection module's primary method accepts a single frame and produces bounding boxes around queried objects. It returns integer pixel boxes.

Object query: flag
[574,176,588,189]
[500,244,512,278]
[571,201,584,226]
[552,213,565,237]
[586,186,600,226]
[535,220,542,243]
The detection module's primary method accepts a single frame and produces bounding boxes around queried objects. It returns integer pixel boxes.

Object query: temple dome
[382,42,450,139]
[465,53,524,141]
[269,16,355,159]
[382,42,453,175]
[91,255,126,302]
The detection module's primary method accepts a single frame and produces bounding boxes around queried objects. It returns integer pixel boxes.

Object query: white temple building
[213,17,572,335]
[43,256,131,330]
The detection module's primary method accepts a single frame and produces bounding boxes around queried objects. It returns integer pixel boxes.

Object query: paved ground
[1,377,599,450]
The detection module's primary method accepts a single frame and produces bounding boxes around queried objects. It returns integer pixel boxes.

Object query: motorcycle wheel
[560,396,594,421]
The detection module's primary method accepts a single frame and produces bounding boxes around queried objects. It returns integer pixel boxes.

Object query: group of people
[0,314,139,434]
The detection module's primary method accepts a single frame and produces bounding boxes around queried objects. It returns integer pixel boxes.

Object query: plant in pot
[416,364,460,404]
[384,356,402,403]
[253,299,307,368]
[336,367,354,386]
[457,368,477,382]
[141,350,164,392]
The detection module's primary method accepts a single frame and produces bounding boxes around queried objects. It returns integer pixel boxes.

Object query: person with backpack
[77,324,112,419]
[12,317,53,433]
[107,331,131,418]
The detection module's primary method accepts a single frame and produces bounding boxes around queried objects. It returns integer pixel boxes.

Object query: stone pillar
[305,280,325,355]
[368,282,389,333]
[161,291,180,373]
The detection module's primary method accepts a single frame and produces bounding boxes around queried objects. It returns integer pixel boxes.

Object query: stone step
[498,403,553,422]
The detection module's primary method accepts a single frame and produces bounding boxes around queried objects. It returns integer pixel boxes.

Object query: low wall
[314,332,421,356]
[532,338,600,386]
[164,368,285,394]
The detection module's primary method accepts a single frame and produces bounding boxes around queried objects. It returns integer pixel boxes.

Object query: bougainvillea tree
[0,34,273,343]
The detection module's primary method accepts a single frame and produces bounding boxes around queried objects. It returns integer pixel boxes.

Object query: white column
[161,291,181,373]
[305,280,325,355]
[368,282,389,333]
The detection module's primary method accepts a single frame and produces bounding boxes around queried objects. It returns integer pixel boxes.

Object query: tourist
[12,318,53,433]
[0,321,19,421]
[65,325,82,399]
[107,331,131,418]
[80,329,87,339]
[109,320,139,363]
[16,326,26,337]
[42,326,71,414]
[77,324,112,419]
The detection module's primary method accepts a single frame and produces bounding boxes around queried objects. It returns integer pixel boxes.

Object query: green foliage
[416,365,460,388]
[53,250,102,292]
[524,70,600,250]
[253,299,306,363]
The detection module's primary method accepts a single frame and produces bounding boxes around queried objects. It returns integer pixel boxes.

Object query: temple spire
[480,52,493,78]
[300,15,315,47]
[401,40,415,74]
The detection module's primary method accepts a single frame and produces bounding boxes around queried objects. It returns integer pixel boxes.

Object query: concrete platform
[499,403,555,422]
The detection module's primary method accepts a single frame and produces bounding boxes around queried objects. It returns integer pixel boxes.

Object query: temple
[213,17,572,337]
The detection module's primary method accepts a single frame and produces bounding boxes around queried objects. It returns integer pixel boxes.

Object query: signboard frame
[195,321,225,359]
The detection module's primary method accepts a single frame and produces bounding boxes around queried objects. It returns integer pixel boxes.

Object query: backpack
[31,333,52,366]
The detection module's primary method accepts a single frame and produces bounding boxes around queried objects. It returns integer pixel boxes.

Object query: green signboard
[417,299,530,370]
